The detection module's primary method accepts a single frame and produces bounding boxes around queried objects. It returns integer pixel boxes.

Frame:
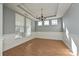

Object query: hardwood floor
[3,38,73,56]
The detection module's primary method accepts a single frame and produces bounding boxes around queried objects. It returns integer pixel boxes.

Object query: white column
[0,3,3,56]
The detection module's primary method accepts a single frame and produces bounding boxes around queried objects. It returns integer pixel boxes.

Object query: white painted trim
[3,34,35,51]
[33,32,63,40]
[62,39,71,51]
[63,32,79,55]
[3,32,63,51]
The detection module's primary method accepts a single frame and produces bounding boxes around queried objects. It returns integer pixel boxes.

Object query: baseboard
[62,39,72,51]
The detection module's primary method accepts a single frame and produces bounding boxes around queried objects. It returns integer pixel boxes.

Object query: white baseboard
[63,32,79,55]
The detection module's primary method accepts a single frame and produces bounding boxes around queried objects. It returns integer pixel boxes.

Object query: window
[44,20,49,26]
[51,20,58,25]
[15,13,25,39]
[38,21,42,26]
[26,18,31,37]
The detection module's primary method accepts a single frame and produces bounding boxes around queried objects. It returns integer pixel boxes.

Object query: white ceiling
[4,3,71,21]
[22,3,58,18]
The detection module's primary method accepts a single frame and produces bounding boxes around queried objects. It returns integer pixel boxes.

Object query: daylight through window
[38,21,42,26]
[44,20,49,26]
[51,20,58,25]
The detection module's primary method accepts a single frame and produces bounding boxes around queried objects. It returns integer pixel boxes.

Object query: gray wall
[62,3,79,54]
[35,19,63,32]
[63,4,79,34]
[3,6,15,34]
[31,20,35,32]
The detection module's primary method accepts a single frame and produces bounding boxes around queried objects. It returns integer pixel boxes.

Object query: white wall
[3,34,34,51]
[33,32,63,40]
[62,3,79,55]
[0,4,3,56]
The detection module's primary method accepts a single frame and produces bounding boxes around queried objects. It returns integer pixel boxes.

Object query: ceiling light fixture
[36,8,46,21]
[36,8,56,21]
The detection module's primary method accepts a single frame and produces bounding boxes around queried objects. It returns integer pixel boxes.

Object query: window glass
[15,13,25,39]
[44,20,49,26]
[38,21,42,26]
[51,20,58,25]
[26,18,31,37]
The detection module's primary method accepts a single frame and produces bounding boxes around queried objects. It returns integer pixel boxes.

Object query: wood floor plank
[3,38,73,56]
